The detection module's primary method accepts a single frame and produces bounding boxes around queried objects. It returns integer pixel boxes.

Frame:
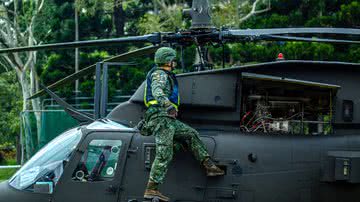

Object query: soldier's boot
[144,181,170,202]
[203,158,225,177]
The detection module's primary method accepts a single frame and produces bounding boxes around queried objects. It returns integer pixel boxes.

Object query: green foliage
[138,13,163,34]
[78,51,110,96]
[232,0,360,64]
[137,5,185,34]
[40,50,109,97]
[75,0,105,16]
[40,47,155,98]
[281,42,335,61]
[349,45,360,63]
[0,72,22,145]
[75,0,144,16]
[338,1,360,27]
[0,142,16,165]
[41,53,74,97]
[116,55,154,95]
[212,1,238,27]
[0,144,18,180]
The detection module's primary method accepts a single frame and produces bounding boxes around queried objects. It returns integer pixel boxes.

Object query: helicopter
[1,0,360,201]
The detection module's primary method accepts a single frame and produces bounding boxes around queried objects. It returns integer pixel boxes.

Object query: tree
[0,71,22,145]
[137,0,185,34]
[137,0,272,68]
[338,1,360,27]
[75,0,131,37]
[212,0,271,28]
[0,0,45,145]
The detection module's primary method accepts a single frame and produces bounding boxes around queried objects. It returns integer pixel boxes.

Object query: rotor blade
[40,83,94,123]
[0,34,161,54]
[28,45,159,99]
[222,28,360,38]
[264,35,360,44]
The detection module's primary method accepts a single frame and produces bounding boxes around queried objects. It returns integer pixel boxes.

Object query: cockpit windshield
[9,127,82,192]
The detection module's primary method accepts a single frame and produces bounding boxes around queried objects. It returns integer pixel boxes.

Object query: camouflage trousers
[146,116,210,184]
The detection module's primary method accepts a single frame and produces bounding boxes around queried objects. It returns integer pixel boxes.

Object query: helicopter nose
[0,181,50,202]
[0,181,8,190]
[0,181,29,202]
[0,181,11,198]
[0,181,20,200]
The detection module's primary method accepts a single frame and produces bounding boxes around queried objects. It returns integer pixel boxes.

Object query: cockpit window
[72,139,122,182]
[9,128,82,193]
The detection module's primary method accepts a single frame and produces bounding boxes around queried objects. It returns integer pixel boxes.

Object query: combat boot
[203,158,225,177]
[144,181,170,202]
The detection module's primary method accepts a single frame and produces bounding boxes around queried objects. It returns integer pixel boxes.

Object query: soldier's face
[171,60,177,69]
[165,60,177,71]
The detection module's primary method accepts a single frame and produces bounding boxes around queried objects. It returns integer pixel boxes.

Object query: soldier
[142,47,225,201]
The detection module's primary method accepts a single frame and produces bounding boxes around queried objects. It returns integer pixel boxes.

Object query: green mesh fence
[21,110,79,160]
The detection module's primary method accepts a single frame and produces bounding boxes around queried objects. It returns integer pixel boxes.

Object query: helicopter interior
[72,139,122,182]
[240,72,339,135]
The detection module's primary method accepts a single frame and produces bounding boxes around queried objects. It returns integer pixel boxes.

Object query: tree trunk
[153,0,159,14]
[75,7,80,104]
[30,66,41,147]
[0,0,45,160]
[114,0,125,36]
[17,71,34,159]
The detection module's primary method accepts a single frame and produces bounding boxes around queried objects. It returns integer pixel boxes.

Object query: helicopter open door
[240,72,340,135]
[52,129,132,202]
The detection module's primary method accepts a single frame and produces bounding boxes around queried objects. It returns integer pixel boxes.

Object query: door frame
[52,128,134,202]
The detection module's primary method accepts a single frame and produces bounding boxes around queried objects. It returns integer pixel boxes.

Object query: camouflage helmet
[154,47,176,65]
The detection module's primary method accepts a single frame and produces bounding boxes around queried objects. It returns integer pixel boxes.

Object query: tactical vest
[144,66,180,110]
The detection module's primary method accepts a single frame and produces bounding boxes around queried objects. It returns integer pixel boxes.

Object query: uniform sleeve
[151,70,172,107]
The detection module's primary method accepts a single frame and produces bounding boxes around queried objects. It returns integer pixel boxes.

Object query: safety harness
[144,66,180,110]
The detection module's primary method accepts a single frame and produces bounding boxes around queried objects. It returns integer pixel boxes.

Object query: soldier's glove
[136,119,151,136]
[166,105,178,118]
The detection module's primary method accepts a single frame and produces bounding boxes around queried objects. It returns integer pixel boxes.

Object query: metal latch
[144,146,155,170]
[127,147,138,154]
[343,159,350,176]
[335,158,351,180]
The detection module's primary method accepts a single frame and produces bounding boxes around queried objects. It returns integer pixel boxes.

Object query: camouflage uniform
[145,69,210,184]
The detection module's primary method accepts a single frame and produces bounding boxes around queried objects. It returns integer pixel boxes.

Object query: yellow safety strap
[146,99,178,110]
[144,78,179,110]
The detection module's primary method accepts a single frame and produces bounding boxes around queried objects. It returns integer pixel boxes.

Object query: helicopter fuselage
[1,124,360,202]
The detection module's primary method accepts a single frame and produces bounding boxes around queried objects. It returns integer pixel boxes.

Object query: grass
[0,168,18,182]
[0,158,19,182]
